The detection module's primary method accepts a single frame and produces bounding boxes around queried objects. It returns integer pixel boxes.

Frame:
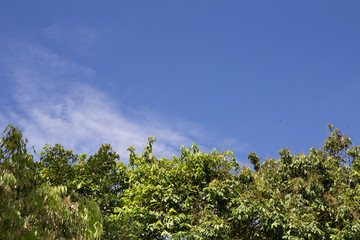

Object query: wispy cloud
[0,41,212,161]
[0,24,251,163]
[42,24,99,51]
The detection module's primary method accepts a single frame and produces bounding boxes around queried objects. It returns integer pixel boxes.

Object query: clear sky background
[1,1,359,165]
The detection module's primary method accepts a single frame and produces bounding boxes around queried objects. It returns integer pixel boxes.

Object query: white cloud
[42,24,99,51]
[0,42,210,162]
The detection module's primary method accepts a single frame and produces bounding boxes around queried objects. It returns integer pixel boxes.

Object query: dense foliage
[0,125,103,239]
[1,124,360,239]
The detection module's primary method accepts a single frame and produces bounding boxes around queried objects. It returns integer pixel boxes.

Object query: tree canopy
[0,125,103,239]
[1,124,360,239]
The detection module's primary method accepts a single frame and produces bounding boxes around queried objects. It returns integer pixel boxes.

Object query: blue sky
[1,1,360,165]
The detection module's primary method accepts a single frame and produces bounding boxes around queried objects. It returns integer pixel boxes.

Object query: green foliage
[114,139,247,239]
[39,142,128,239]
[234,125,360,239]
[2,124,360,239]
[0,125,103,240]
[248,152,260,172]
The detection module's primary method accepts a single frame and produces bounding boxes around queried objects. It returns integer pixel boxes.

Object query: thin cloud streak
[0,41,210,161]
[42,24,99,51]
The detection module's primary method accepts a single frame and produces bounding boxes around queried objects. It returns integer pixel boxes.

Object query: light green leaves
[2,124,360,239]
[0,125,103,240]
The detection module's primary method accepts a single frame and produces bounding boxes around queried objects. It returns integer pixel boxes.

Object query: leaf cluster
[2,124,360,239]
[0,125,103,240]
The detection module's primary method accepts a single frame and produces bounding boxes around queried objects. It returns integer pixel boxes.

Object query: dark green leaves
[2,124,360,239]
[0,124,103,240]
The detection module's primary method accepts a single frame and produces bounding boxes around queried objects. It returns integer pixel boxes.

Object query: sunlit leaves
[0,124,103,240]
[2,124,360,239]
